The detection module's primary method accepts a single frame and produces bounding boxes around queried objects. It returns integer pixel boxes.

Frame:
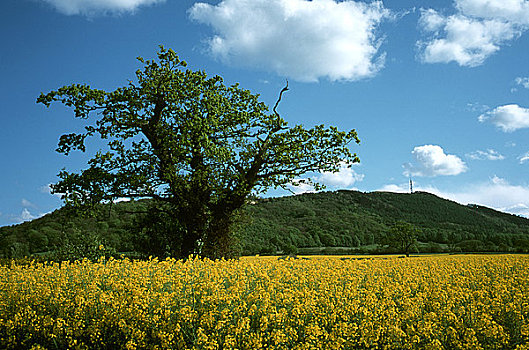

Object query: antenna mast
[409,177,413,194]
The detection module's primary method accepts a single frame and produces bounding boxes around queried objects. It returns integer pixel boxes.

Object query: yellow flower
[1,254,528,349]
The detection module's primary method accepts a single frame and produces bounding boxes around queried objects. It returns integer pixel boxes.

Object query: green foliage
[2,190,529,259]
[237,190,529,255]
[49,229,117,262]
[131,201,186,258]
[0,200,143,260]
[383,221,419,257]
[36,46,360,259]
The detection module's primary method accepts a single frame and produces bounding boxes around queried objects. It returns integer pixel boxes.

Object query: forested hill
[240,190,529,254]
[2,190,529,258]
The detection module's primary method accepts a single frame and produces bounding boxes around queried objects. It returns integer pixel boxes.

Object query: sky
[1,0,529,226]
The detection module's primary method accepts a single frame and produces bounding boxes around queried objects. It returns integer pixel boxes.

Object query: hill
[1,190,529,258]
[240,190,529,255]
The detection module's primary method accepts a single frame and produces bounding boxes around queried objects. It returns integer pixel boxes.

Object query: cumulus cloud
[317,162,364,188]
[40,0,165,16]
[466,149,505,160]
[404,145,467,177]
[455,0,529,23]
[379,176,529,217]
[189,0,391,82]
[418,0,529,66]
[288,162,364,194]
[478,104,529,132]
[519,151,529,163]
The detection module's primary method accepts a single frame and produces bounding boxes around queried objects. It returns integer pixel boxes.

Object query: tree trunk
[201,214,236,259]
[180,230,200,258]
[170,196,209,259]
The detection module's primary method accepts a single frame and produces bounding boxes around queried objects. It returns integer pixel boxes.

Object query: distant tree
[447,231,461,252]
[37,46,360,259]
[320,232,337,247]
[457,239,486,252]
[385,221,418,257]
[363,232,375,246]
[514,237,529,253]
[352,235,361,247]
[28,230,49,253]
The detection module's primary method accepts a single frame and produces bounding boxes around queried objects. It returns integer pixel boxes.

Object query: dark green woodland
[2,190,529,260]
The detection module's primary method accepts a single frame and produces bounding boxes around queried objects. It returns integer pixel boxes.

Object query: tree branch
[273,80,289,117]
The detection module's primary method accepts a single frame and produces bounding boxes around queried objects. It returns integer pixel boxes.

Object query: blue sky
[1,0,529,226]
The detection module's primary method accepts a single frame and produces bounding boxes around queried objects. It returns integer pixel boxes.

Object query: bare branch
[273,80,289,117]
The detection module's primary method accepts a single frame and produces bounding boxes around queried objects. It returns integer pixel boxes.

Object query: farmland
[1,254,528,349]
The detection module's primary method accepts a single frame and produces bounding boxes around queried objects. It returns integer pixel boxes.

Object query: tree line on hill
[240,190,529,255]
[1,190,529,260]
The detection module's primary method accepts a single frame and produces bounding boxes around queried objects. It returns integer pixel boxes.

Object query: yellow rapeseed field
[1,254,528,349]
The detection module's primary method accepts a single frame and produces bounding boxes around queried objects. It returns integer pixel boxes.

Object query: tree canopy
[385,221,419,257]
[37,46,360,258]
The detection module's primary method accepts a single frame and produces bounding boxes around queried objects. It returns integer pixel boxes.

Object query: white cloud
[455,0,529,23]
[377,183,409,193]
[16,209,39,223]
[317,162,364,188]
[40,0,165,16]
[379,176,529,217]
[404,145,467,177]
[515,77,529,88]
[478,104,529,132]
[418,0,529,66]
[439,176,529,217]
[419,8,446,32]
[287,162,364,194]
[189,0,391,82]
[288,179,317,195]
[519,151,529,163]
[500,203,529,217]
[466,149,505,160]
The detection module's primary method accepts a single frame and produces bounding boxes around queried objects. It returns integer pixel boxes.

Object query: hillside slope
[1,190,529,258]
[240,190,529,254]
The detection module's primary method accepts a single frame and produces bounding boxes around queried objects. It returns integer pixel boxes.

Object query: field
[1,255,529,349]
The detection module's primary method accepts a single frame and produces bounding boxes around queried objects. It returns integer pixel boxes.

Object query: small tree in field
[37,46,360,259]
[385,221,419,257]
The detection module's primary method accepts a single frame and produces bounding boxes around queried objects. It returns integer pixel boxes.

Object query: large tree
[38,47,360,259]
